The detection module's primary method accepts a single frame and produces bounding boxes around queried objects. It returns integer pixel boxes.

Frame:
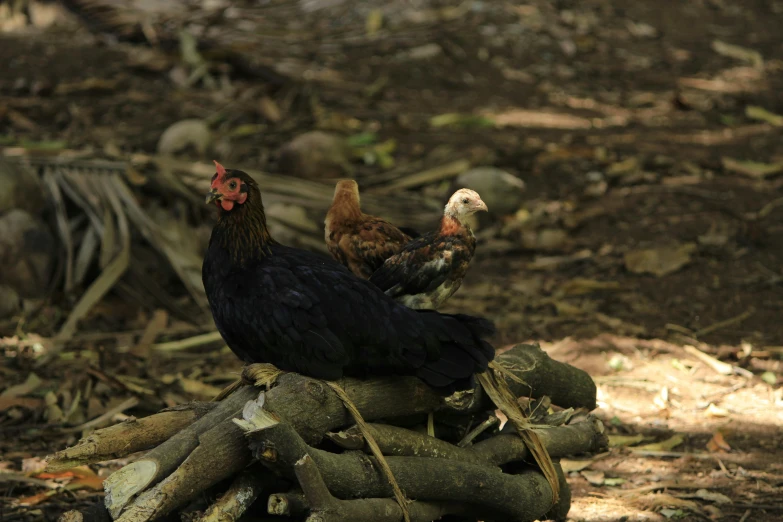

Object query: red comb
[213,160,226,178]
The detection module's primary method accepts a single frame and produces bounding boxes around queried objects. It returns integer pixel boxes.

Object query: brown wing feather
[327,216,412,279]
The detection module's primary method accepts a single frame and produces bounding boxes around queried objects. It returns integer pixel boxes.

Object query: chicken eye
[228,181,238,190]
[462,198,469,204]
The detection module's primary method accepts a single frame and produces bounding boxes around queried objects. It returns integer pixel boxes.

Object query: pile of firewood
[49,344,607,522]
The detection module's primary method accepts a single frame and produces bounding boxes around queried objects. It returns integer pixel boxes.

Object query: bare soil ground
[1,0,782,521]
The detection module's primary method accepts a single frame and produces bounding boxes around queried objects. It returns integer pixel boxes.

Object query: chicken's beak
[474,200,488,213]
[206,189,222,205]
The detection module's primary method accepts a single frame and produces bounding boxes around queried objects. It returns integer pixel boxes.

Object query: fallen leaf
[429,113,495,128]
[698,222,730,247]
[16,490,56,506]
[55,78,120,94]
[131,309,169,357]
[654,386,670,409]
[258,96,282,122]
[25,467,104,499]
[704,403,729,418]
[703,504,723,520]
[1,372,43,398]
[603,477,627,486]
[366,8,383,35]
[346,132,378,147]
[635,434,684,451]
[606,157,639,178]
[560,459,594,473]
[399,43,443,61]
[7,110,38,131]
[624,243,697,277]
[581,470,605,485]
[608,433,648,447]
[558,278,622,296]
[178,377,223,399]
[608,354,631,372]
[694,489,732,504]
[229,124,265,137]
[0,396,44,411]
[760,371,777,385]
[711,40,764,69]
[19,139,67,151]
[69,473,105,490]
[706,431,731,453]
[21,457,47,474]
[660,508,686,519]
[635,493,702,514]
[626,20,657,39]
[721,157,783,179]
[745,105,783,126]
[45,391,64,423]
[489,109,592,129]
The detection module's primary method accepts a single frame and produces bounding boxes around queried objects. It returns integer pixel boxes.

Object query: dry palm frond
[325,381,411,522]
[476,366,560,505]
[242,363,286,390]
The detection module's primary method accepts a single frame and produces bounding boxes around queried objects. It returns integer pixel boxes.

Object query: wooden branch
[115,415,252,522]
[241,412,558,521]
[475,416,606,465]
[195,464,273,522]
[327,415,607,466]
[261,343,596,446]
[294,454,479,522]
[103,386,258,518]
[499,344,597,410]
[45,402,217,472]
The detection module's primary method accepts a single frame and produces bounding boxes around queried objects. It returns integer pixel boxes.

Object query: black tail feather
[415,312,496,391]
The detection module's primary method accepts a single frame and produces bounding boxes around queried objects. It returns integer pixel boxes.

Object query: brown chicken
[324,180,418,279]
[369,189,487,310]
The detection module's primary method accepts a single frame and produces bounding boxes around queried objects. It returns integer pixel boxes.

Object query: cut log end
[103,460,157,519]
[268,491,309,517]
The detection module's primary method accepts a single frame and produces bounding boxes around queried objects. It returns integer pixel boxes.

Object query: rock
[157,119,211,156]
[0,157,45,215]
[277,131,352,179]
[0,284,21,319]
[455,167,526,216]
[0,210,56,297]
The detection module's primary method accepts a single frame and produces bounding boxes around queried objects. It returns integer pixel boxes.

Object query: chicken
[369,189,487,310]
[202,162,495,392]
[324,180,418,279]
